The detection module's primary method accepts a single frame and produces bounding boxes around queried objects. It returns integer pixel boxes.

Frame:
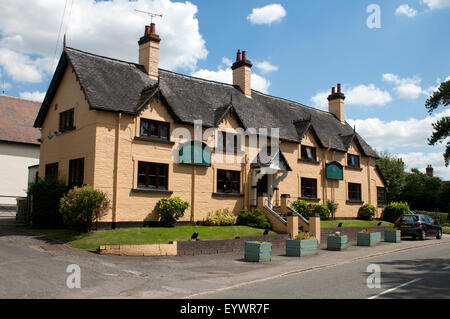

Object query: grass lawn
[443,226,450,234]
[321,219,393,228]
[23,226,278,250]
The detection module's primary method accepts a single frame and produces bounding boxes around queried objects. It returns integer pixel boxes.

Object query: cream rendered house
[34,24,386,228]
[0,95,40,208]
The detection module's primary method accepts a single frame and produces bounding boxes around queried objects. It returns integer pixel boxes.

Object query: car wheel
[420,230,426,240]
[436,230,442,240]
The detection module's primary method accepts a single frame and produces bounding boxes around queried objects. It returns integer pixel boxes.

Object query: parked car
[395,214,442,240]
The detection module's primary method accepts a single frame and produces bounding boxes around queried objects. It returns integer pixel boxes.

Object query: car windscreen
[401,215,419,223]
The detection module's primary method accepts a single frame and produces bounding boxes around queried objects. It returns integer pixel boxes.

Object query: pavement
[1,214,449,299]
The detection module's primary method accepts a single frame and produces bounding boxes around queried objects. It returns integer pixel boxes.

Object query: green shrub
[313,204,331,220]
[290,200,314,218]
[28,178,68,228]
[59,186,110,232]
[155,197,189,227]
[357,204,377,221]
[204,209,236,226]
[236,208,271,229]
[382,202,410,223]
[327,200,339,219]
[291,200,330,220]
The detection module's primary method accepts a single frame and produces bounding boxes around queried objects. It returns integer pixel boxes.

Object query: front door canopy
[250,146,292,173]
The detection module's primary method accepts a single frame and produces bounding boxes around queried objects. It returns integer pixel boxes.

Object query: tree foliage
[375,151,406,203]
[425,79,450,166]
[28,178,68,228]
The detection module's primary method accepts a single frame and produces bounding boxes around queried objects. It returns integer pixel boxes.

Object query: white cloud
[422,0,450,10]
[0,48,52,83]
[254,61,278,74]
[247,4,287,25]
[395,4,418,17]
[397,152,450,179]
[382,73,428,99]
[347,109,450,149]
[0,0,208,79]
[310,84,392,110]
[191,61,271,94]
[19,91,46,102]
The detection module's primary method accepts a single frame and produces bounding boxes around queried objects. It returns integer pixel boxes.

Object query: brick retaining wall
[177,234,290,256]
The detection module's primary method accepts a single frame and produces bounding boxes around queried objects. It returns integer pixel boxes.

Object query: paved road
[1,217,449,299]
[188,241,450,299]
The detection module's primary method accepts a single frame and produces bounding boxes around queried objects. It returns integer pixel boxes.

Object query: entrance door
[257,174,268,196]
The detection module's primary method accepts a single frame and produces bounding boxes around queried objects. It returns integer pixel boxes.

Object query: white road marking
[367,278,422,299]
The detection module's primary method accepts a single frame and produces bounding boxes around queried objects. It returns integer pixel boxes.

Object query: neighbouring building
[0,95,40,208]
[34,23,387,228]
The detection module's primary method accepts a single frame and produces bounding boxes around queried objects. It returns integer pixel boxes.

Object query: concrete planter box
[384,230,401,243]
[327,235,348,251]
[357,232,381,246]
[286,238,318,257]
[245,241,272,262]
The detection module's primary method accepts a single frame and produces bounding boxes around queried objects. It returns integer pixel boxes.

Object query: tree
[402,168,442,211]
[375,151,406,203]
[426,79,450,166]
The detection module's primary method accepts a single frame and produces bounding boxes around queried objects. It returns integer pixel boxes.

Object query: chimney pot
[242,51,247,60]
[144,25,150,36]
[337,83,341,93]
[236,50,241,62]
[150,23,156,34]
[331,87,336,94]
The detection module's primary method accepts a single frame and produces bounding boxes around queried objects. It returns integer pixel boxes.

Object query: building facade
[0,95,40,207]
[34,24,386,227]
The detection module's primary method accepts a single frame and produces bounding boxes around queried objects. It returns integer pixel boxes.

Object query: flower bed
[244,241,272,262]
[286,232,318,257]
[327,233,348,251]
[357,229,381,246]
[384,229,401,243]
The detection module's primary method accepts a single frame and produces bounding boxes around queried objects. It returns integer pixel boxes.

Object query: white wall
[0,142,39,205]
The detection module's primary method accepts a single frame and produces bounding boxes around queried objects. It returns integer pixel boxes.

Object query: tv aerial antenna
[134,9,163,24]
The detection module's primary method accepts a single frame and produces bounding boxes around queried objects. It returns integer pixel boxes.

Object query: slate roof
[34,47,379,158]
[0,95,40,145]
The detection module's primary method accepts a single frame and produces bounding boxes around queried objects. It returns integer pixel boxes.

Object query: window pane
[148,176,156,187]
[160,124,169,139]
[150,123,158,137]
[138,174,146,187]
[140,120,149,136]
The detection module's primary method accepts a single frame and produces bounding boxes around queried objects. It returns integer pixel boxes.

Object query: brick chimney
[231,49,253,98]
[138,23,160,79]
[426,164,434,177]
[327,83,345,123]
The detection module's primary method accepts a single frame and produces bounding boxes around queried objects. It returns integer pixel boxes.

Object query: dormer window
[347,154,360,168]
[301,145,316,162]
[59,108,74,132]
[140,119,169,141]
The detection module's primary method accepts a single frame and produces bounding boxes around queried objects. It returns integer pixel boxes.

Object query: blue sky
[0,0,449,178]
